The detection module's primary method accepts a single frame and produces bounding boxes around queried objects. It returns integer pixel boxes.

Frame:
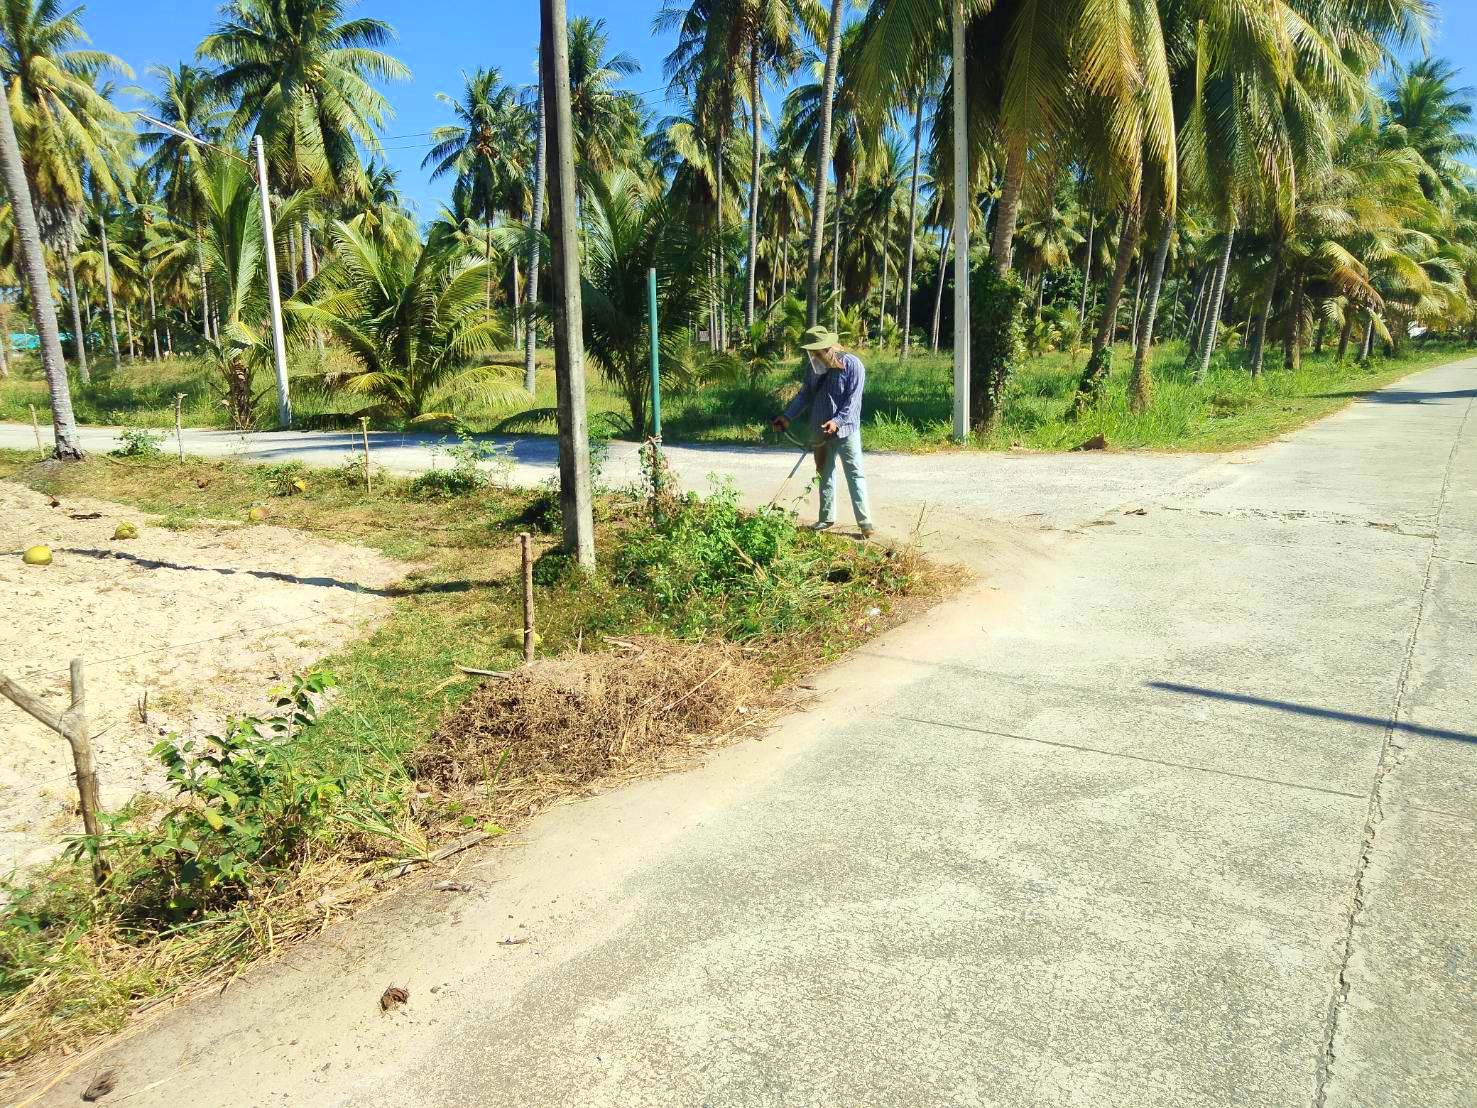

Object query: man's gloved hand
[771,415,790,432]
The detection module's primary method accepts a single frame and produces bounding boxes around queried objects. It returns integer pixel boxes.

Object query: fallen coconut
[292,477,309,494]
[22,545,52,566]
[247,505,269,522]
[113,521,139,540]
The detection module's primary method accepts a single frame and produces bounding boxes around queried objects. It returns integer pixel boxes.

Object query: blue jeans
[814,431,873,529]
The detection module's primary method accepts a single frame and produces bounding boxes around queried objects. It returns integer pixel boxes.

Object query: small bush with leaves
[411,430,514,499]
[260,461,311,497]
[110,428,165,458]
[74,671,341,920]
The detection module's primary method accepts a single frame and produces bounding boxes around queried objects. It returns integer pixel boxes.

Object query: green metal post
[648,266,662,441]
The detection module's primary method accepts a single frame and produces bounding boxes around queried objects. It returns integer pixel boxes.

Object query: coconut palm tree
[801,0,843,326]
[565,17,644,192]
[294,220,521,423]
[581,173,708,436]
[657,0,815,331]
[0,0,131,381]
[138,61,227,342]
[423,68,533,324]
[198,0,409,200]
[1384,57,1475,203]
[0,69,78,456]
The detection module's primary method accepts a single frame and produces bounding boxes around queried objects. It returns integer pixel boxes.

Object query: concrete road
[26,358,1477,1107]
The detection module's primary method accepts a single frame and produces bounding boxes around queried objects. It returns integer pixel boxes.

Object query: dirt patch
[413,637,765,815]
[0,481,406,877]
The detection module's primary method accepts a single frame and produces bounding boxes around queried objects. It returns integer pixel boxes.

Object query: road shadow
[59,547,484,598]
[1148,681,1476,744]
[1311,388,1477,406]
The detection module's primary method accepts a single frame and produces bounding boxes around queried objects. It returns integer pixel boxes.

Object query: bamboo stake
[174,393,185,461]
[360,417,372,493]
[519,532,535,664]
[0,658,109,884]
[29,402,42,455]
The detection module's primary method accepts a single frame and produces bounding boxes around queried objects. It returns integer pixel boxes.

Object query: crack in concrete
[1157,503,1437,537]
[1311,391,1475,1108]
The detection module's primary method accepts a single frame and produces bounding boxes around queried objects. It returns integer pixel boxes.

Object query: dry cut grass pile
[412,637,766,811]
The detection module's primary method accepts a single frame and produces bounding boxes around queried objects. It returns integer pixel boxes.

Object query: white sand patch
[0,481,407,878]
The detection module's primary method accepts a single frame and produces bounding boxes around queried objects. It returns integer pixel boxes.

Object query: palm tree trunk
[100,217,121,365]
[196,230,212,342]
[1078,210,1095,342]
[512,254,523,348]
[782,232,791,302]
[1130,211,1174,413]
[1092,192,1141,357]
[125,304,135,362]
[902,94,924,359]
[1070,188,1142,414]
[1130,261,1146,346]
[1195,229,1235,380]
[931,223,951,353]
[148,271,161,361]
[288,223,300,295]
[524,77,547,393]
[61,238,89,384]
[166,325,174,357]
[1249,251,1280,377]
[804,0,846,327]
[0,89,82,458]
[879,207,890,335]
[1336,306,1355,362]
[1285,273,1305,370]
[832,183,842,333]
[486,221,494,310]
[990,140,1026,276]
[1361,311,1376,362]
[745,40,763,332]
[1185,265,1209,345]
[715,124,727,349]
[1313,313,1326,355]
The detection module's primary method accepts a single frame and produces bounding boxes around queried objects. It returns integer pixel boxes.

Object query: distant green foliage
[969,267,1027,428]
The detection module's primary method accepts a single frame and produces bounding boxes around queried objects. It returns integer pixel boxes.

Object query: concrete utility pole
[950,0,971,439]
[254,136,292,429]
[540,0,595,570]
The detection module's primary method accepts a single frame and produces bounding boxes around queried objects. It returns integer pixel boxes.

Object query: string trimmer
[767,426,826,506]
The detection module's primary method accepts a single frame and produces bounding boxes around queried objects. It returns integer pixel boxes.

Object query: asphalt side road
[19,357,1477,1107]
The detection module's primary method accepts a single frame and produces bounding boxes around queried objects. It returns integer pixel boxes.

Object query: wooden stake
[29,402,42,455]
[174,393,185,461]
[0,658,109,884]
[519,532,535,664]
[360,417,372,493]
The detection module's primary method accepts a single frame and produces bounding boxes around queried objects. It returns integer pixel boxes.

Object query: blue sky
[87,0,1477,218]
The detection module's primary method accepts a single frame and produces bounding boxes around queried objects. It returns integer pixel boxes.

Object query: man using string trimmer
[771,326,875,538]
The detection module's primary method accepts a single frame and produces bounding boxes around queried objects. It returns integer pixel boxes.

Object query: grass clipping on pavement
[0,446,945,1079]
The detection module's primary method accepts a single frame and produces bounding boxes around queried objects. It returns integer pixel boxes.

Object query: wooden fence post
[519,532,535,664]
[0,658,109,884]
[360,417,372,493]
[28,402,42,455]
[174,393,186,461]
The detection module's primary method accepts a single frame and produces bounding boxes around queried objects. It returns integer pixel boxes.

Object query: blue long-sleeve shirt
[782,353,866,440]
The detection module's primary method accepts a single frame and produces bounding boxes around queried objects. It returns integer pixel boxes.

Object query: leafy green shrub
[411,430,515,498]
[969,267,1027,428]
[110,427,165,458]
[259,460,311,497]
[614,483,824,639]
[75,672,341,921]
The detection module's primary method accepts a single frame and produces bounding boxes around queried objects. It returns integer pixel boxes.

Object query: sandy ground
[0,482,406,878]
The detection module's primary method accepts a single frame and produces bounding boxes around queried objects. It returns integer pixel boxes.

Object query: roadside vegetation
[0,445,941,1068]
[6,335,1472,455]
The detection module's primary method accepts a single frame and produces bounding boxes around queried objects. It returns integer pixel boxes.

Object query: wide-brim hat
[799,326,840,351]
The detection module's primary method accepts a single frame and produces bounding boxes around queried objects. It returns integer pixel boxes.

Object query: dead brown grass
[412,637,766,813]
